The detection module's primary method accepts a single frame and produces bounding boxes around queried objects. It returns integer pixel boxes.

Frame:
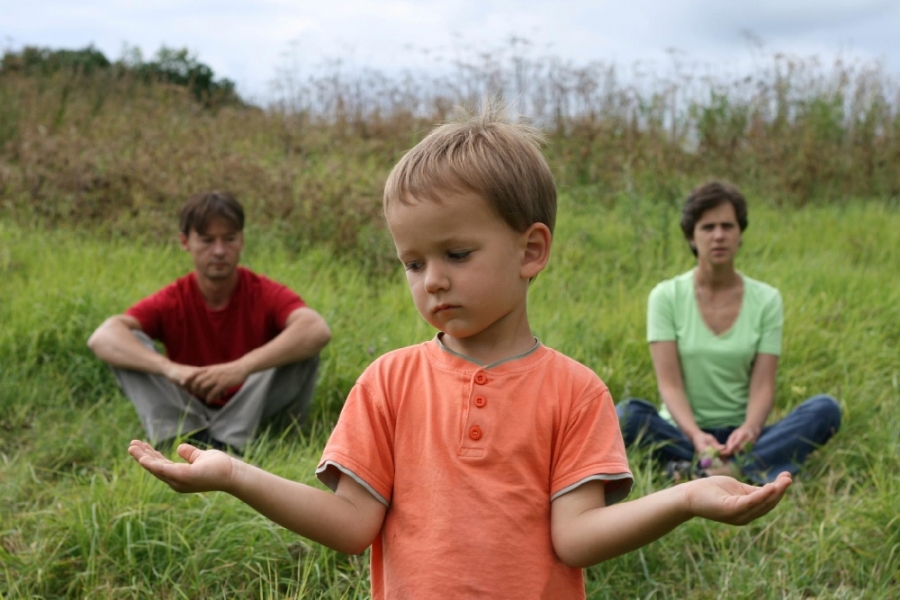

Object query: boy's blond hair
[384,100,557,234]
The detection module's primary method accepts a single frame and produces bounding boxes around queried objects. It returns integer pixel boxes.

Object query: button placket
[466,371,489,444]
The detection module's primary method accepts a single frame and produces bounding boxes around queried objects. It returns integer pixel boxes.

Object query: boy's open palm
[684,471,792,525]
[128,440,235,494]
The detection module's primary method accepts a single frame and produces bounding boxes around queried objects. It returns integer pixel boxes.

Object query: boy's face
[386,190,548,356]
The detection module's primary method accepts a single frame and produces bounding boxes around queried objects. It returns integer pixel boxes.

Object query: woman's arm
[650,341,723,453]
[722,353,777,456]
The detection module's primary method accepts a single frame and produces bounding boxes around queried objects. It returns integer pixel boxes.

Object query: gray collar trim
[435,334,542,369]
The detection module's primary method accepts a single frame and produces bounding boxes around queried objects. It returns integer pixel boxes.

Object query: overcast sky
[4,1,900,103]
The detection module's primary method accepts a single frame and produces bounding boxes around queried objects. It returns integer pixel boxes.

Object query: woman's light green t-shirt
[647,269,783,429]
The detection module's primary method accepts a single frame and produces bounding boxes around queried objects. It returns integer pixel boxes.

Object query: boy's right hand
[128,440,236,494]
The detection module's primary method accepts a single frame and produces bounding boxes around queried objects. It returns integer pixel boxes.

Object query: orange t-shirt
[317,338,633,599]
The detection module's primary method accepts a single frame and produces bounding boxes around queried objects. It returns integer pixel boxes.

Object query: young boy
[129,104,792,599]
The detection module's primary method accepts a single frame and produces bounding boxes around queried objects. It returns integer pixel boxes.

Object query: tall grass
[2,43,899,598]
[2,43,899,272]
[2,198,899,598]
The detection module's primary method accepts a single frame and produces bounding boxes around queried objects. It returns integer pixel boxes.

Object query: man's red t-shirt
[126,267,306,405]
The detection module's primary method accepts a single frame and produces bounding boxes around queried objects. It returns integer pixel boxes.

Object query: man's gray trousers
[112,331,319,449]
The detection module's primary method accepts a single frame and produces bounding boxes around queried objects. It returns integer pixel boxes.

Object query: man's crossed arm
[87,308,331,402]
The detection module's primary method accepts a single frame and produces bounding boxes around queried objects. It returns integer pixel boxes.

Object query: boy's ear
[520,223,552,279]
[179,232,190,251]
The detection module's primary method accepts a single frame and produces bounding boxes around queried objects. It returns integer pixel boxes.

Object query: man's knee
[276,354,320,380]
[126,329,156,349]
[253,355,322,424]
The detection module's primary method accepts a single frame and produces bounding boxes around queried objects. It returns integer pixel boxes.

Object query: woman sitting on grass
[616,181,842,483]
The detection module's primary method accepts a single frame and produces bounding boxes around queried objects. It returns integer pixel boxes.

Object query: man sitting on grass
[89,191,331,453]
[128,105,792,599]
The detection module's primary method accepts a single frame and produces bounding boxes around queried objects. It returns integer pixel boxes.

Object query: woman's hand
[722,424,760,457]
[691,431,725,454]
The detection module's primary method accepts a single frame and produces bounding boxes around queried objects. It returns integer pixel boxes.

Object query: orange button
[469,425,483,440]
[474,395,487,408]
[474,373,488,385]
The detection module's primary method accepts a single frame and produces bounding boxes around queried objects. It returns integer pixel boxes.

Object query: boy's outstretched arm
[550,472,792,568]
[128,441,386,555]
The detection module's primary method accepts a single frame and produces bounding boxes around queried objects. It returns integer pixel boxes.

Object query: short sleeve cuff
[316,460,390,507]
[551,473,634,505]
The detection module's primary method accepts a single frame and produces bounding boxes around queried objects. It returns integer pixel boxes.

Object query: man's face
[179,217,244,282]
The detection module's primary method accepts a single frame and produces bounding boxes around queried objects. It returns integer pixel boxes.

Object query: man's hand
[682,471,792,526]
[159,360,249,402]
[162,362,203,387]
[722,424,760,457]
[128,440,238,494]
[181,361,250,402]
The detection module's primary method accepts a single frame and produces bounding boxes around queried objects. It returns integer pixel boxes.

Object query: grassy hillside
[2,43,899,270]
[2,198,898,598]
[2,43,899,598]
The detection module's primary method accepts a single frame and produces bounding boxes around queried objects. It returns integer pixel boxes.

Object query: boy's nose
[424,266,449,293]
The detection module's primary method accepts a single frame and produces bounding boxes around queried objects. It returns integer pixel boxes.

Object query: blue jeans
[615,395,842,484]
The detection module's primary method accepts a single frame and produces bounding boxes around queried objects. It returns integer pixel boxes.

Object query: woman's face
[691,201,742,267]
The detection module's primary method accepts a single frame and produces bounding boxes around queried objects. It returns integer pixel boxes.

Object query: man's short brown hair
[383,100,557,234]
[179,191,245,236]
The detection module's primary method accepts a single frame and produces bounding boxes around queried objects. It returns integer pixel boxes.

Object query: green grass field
[2,197,898,599]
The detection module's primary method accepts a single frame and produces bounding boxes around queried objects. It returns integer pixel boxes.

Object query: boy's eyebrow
[395,236,477,256]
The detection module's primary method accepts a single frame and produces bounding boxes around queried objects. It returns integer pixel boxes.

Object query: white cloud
[3,0,899,100]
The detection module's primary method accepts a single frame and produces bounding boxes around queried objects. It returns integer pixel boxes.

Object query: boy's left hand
[683,471,792,525]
